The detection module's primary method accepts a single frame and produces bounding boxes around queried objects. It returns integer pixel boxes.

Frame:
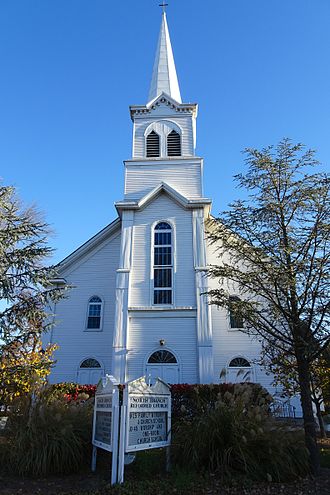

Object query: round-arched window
[228,357,251,368]
[80,358,101,368]
[153,222,173,305]
[87,296,103,329]
[148,350,177,364]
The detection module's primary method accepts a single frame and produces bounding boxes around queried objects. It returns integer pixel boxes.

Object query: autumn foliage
[0,338,58,405]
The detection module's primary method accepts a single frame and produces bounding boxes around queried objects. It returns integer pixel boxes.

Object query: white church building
[47,12,300,414]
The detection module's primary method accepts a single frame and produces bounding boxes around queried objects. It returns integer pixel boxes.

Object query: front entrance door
[146,350,179,385]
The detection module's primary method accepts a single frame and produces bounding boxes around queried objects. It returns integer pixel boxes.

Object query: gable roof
[115,181,211,215]
[57,217,121,274]
[130,93,198,120]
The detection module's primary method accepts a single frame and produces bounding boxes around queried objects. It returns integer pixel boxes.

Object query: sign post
[91,375,119,485]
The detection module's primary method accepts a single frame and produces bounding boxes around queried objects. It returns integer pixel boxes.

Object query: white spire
[148,12,182,104]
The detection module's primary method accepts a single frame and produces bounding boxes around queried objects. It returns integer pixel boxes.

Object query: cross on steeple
[159,1,168,13]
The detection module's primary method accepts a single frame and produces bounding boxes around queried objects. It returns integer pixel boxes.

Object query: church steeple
[148,12,182,104]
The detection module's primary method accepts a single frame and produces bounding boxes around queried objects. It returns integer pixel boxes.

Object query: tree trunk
[314,400,327,439]
[296,351,320,476]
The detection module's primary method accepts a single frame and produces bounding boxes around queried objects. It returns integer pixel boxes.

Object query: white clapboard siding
[47,232,121,384]
[129,192,196,308]
[127,315,198,384]
[124,159,203,200]
[133,113,194,158]
[206,238,275,392]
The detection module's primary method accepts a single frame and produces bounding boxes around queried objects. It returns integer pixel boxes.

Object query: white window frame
[85,295,104,331]
[150,220,175,307]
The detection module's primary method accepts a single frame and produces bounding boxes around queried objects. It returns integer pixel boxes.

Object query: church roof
[115,182,211,215]
[147,12,182,105]
[57,217,121,273]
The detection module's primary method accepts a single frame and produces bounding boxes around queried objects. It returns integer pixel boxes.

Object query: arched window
[87,296,102,329]
[80,358,101,368]
[167,130,181,156]
[228,357,251,368]
[146,130,160,157]
[229,296,244,329]
[148,350,177,363]
[153,222,172,305]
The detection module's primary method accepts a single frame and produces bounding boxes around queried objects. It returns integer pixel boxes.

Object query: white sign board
[92,375,119,452]
[124,376,171,452]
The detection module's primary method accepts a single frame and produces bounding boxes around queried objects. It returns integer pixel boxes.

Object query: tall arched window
[87,296,103,329]
[167,130,181,156]
[153,222,173,305]
[146,131,160,157]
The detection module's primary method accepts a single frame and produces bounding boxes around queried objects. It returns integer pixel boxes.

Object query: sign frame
[92,375,119,452]
[91,375,119,485]
[124,376,171,453]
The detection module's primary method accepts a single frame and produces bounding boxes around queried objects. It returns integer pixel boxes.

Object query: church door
[77,358,104,384]
[146,350,179,384]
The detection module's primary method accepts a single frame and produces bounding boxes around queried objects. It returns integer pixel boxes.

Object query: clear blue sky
[1,0,329,264]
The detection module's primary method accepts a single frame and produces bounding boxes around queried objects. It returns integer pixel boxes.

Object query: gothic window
[80,358,101,368]
[167,130,181,156]
[228,357,251,368]
[153,222,173,305]
[229,296,244,329]
[146,130,160,157]
[87,296,103,329]
[148,350,177,363]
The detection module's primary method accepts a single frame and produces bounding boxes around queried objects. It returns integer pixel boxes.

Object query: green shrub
[1,392,93,477]
[172,383,309,482]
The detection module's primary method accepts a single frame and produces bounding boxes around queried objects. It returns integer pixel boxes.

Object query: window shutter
[146,131,160,157]
[167,130,181,156]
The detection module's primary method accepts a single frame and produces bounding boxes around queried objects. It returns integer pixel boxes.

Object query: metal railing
[270,400,296,419]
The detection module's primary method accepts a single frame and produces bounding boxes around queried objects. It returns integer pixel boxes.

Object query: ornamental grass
[172,382,309,482]
[0,392,93,477]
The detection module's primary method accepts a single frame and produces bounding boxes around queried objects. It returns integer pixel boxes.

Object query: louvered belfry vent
[146,131,160,157]
[167,130,181,156]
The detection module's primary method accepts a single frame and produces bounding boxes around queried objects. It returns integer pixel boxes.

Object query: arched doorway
[146,349,179,384]
[226,357,254,383]
[77,358,104,384]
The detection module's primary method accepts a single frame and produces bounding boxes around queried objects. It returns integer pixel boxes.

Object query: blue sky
[1,0,329,264]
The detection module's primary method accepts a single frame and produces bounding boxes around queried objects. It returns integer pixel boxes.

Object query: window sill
[84,328,103,332]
